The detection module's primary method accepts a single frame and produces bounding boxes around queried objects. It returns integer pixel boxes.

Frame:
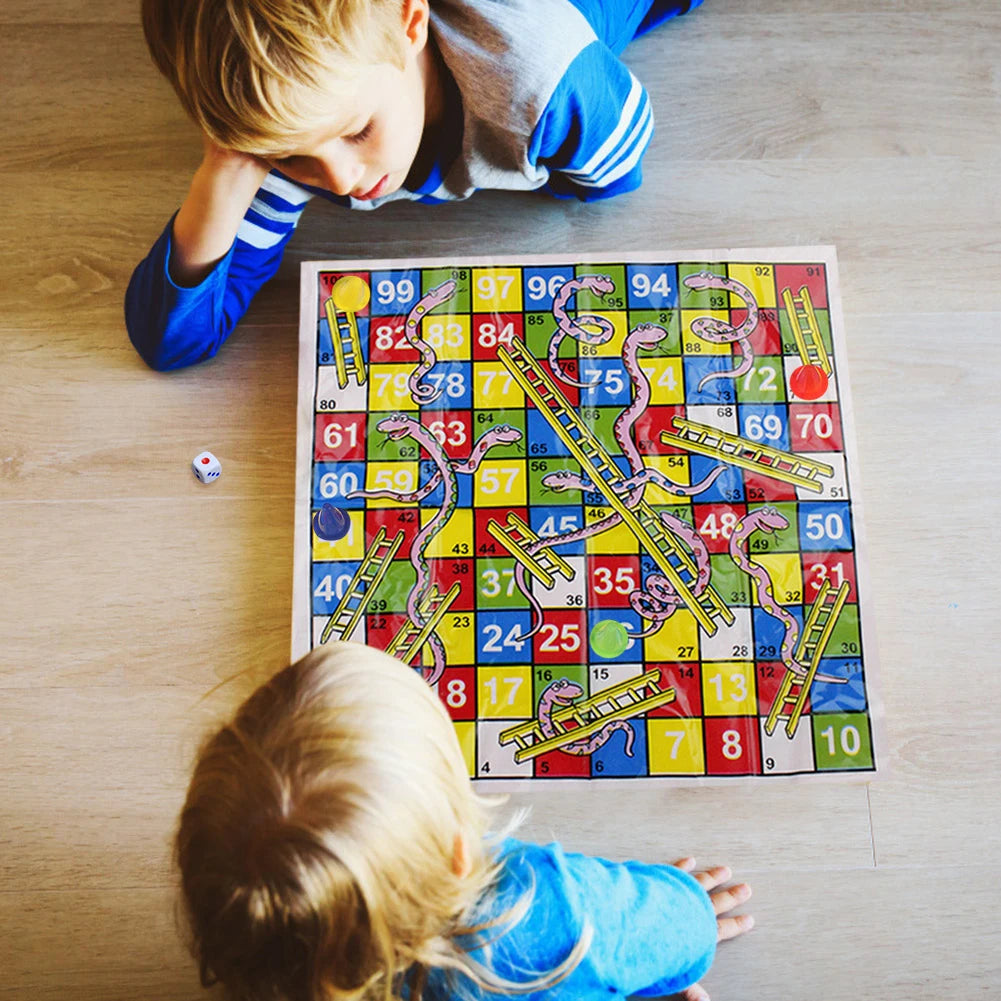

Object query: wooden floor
[3,1,1001,997]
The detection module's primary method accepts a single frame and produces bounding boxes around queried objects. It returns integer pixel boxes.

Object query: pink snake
[549,275,617,387]
[729,507,846,685]
[537,678,635,757]
[403,280,457,404]
[348,413,521,685]
[683,271,760,392]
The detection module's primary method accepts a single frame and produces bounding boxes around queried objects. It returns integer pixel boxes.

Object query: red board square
[788,403,844,452]
[535,748,591,778]
[319,271,371,313]
[705,716,762,776]
[472,313,525,360]
[419,411,475,462]
[775,265,829,309]
[533,609,588,665]
[474,507,529,558]
[743,468,798,503]
[315,413,367,461]
[754,662,806,715]
[646,663,703,717]
[801,553,858,604]
[365,613,410,651]
[367,314,418,364]
[436,666,477,721]
[365,508,422,556]
[424,559,476,611]
[651,408,693,456]
[692,503,746,555]
[587,555,641,609]
[748,306,783,356]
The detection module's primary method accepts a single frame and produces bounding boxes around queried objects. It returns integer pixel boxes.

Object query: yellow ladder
[324,297,367,389]
[499,670,676,762]
[497,340,732,635]
[319,528,404,644]
[660,417,834,493]
[386,581,461,665]
[486,511,574,588]
[781,285,832,375]
[764,579,851,737]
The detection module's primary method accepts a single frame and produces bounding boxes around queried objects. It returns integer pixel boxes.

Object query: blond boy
[126,0,705,370]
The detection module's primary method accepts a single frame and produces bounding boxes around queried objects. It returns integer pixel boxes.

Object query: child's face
[265,23,438,200]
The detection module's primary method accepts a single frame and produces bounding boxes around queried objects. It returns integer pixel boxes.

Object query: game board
[292,249,882,784]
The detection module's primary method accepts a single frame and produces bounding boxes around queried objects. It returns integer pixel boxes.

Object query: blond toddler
[177,642,752,1001]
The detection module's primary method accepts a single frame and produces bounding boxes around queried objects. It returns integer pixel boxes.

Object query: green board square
[735,356,787,403]
[627,309,682,355]
[422,267,471,313]
[812,712,874,770]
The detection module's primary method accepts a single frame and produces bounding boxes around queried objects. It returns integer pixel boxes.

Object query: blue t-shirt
[422,838,717,1000]
[125,0,705,371]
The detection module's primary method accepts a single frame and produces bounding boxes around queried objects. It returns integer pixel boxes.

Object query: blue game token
[313,503,351,541]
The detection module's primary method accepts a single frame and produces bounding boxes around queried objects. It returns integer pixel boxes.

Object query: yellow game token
[331,274,371,313]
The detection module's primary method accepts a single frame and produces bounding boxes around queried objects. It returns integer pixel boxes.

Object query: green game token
[590,619,630,659]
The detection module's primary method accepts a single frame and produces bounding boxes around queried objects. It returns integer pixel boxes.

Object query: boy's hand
[670,857,754,1001]
[169,138,271,286]
[198,137,271,183]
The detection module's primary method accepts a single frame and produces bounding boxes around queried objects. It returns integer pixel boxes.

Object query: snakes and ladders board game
[292,249,882,784]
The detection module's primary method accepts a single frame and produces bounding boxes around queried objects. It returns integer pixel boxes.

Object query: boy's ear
[452,831,472,879]
[401,0,431,52]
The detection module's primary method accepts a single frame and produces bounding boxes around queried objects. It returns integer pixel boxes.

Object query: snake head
[541,471,575,492]
[628,322,670,348]
[547,678,583,704]
[583,274,616,296]
[682,270,721,291]
[376,413,413,439]
[756,506,789,533]
[493,425,523,445]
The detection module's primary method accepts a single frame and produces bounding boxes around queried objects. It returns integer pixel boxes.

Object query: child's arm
[488,841,749,1000]
[529,41,657,202]
[125,143,312,371]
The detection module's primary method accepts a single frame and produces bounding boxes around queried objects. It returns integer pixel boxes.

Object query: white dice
[192,450,221,483]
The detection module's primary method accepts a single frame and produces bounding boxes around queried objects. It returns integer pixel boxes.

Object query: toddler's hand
[670,858,754,1001]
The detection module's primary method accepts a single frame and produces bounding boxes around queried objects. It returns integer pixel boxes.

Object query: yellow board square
[453,721,477,777]
[478,665,533,719]
[312,510,365,560]
[422,507,473,559]
[637,357,685,404]
[751,553,804,606]
[682,310,732,355]
[472,268,524,312]
[368,364,419,411]
[644,609,700,662]
[639,456,694,507]
[702,661,757,716]
[473,363,525,409]
[439,611,477,664]
[648,717,705,775]
[362,461,419,508]
[574,311,628,359]
[419,313,471,362]
[726,264,778,309]
[584,506,640,554]
[474,459,527,507]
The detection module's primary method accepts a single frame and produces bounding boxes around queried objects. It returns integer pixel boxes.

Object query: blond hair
[176,643,588,1001]
[141,0,408,151]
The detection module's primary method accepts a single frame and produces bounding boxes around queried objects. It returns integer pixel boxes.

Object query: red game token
[789,363,829,400]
